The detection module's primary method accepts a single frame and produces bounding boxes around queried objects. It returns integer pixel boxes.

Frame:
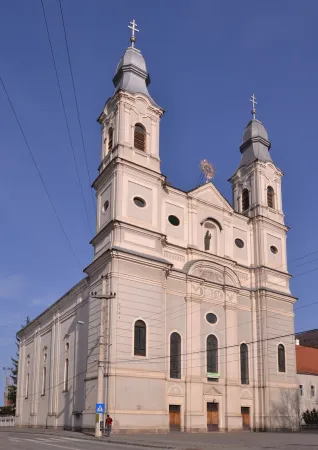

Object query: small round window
[102,200,109,212]
[235,238,244,249]
[168,215,180,226]
[133,197,146,208]
[270,245,278,254]
[206,313,217,324]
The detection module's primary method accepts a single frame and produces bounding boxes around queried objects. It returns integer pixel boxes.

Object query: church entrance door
[241,407,250,430]
[207,402,219,431]
[169,405,181,431]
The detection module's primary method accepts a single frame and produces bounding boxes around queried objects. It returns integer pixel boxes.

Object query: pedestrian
[105,414,113,437]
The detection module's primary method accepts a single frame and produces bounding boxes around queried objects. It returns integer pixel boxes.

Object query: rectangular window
[299,385,303,397]
[25,373,29,399]
[42,367,46,396]
[64,359,69,392]
[311,385,315,397]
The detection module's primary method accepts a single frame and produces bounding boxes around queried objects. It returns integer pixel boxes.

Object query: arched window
[240,343,249,385]
[108,128,113,151]
[134,320,146,356]
[170,332,181,379]
[64,358,69,391]
[207,335,218,381]
[278,344,286,373]
[242,189,250,211]
[267,186,274,208]
[134,123,146,151]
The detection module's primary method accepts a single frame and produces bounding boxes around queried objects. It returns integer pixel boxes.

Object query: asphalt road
[0,433,147,450]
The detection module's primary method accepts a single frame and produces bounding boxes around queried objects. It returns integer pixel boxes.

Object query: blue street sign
[96,403,105,414]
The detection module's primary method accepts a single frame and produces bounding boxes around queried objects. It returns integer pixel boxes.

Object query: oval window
[235,238,244,249]
[206,313,217,324]
[168,215,180,226]
[270,245,278,254]
[133,197,146,208]
[103,200,109,212]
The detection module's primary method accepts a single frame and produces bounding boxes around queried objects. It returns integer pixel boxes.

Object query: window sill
[62,390,69,393]
[134,148,147,156]
[41,394,46,397]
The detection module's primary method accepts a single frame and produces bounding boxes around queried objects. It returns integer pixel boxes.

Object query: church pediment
[188,183,233,212]
[204,386,222,396]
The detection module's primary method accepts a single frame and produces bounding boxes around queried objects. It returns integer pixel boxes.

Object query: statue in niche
[204,230,212,251]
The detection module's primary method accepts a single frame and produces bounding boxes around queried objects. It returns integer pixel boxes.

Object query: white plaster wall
[298,373,318,420]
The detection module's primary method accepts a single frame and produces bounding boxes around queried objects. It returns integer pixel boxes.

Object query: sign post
[96,403,105,434]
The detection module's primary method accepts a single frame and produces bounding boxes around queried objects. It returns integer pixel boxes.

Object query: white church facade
[16,25,299,433]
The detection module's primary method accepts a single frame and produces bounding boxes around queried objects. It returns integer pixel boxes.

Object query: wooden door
[207,402,219,431]
[169,405,181,431]
[241,407,250,430]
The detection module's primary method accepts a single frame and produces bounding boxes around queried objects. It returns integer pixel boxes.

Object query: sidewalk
[2,428,244,449]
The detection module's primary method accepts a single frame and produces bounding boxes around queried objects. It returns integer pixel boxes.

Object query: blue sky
[0,0,317,398]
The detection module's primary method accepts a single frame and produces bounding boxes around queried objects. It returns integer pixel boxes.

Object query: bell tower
[92,20,164,257]
[98,20,164,176]
[229,95,284,225]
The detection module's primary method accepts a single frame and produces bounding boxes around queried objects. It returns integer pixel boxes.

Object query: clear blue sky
[0,0,317,398]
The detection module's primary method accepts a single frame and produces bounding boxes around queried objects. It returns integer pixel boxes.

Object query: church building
[16,22,299,433]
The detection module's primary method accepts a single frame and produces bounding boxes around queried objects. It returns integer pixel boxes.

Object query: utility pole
[91,277,116,438]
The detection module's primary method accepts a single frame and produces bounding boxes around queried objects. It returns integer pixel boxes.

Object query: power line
[115,328,303,366]
[16,324,310,401]
[0,76,82,270]
[41,0,93,235]
[57,0,95,211]
[14,217,318,394]
[111,257,318,346]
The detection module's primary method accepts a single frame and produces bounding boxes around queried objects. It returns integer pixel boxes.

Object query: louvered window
[134,124,146,151]
[267,186,274,208]
[108,128,113,151]
[242,189,249,211]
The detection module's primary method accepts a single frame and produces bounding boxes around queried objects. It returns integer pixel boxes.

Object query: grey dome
[242,119,268,144]
[116,47,148,74]
[238,118,272,168]
[113,46,156,104]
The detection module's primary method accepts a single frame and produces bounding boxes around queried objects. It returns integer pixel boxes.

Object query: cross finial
[250,93,257,119]
[128,19,139,47]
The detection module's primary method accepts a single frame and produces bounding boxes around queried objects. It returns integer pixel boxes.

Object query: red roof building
[296,345,318,375]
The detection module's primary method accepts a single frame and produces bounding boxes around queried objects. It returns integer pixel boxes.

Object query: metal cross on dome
[128,19,139,47]
[250,94,257,119]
